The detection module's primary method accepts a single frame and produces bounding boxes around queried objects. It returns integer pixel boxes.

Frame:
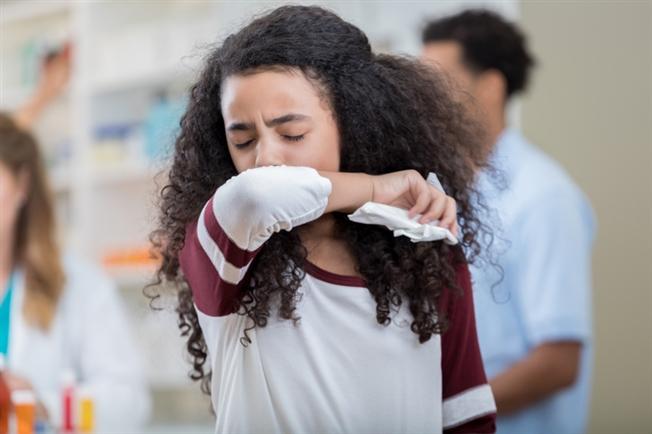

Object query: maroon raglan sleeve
[441,261,497,433]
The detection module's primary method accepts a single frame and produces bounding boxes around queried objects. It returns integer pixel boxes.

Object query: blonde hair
[0,113,64,329]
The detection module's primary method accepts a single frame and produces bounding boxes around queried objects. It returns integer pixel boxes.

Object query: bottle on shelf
[77,387,94,434]
[60,370,75,433]
[12,390,35,434]
[0,355,10,434]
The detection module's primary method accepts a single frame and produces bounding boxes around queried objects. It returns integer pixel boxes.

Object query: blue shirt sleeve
[511,186,595,346]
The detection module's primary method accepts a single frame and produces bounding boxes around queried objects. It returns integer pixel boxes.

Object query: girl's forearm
[319,171,373,214]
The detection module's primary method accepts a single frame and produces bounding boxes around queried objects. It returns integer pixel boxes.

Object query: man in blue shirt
[421,10,595,434]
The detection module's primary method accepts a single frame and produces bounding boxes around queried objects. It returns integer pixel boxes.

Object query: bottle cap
[11,389,36,405]
[78,386,93,399]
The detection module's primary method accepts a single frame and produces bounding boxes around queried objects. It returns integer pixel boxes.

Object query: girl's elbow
[221,169,277,215]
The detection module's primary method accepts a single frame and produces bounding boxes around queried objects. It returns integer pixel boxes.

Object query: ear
[476,69,507,107]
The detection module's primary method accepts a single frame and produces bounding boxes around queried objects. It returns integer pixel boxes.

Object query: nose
[254,136,284,168]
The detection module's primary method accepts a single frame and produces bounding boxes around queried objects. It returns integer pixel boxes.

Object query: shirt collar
[476,128,524,194]
[492,128,523,163]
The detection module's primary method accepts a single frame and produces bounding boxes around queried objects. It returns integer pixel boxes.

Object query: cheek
[304,116,340,172]
[317,139,340,171]
[288,132,339,172]
[228,147,255,173]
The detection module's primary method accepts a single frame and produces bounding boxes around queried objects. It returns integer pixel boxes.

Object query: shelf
[48,160,163,192]
[106,263,157,288]
[88,160,163,186]
[91,63,199,96]
[141,424,213,434]
[147,374,199,390]
[0,0,70,25]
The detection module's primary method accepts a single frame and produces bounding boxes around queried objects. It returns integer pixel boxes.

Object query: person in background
[0,45,150,431]
[421,9,595,434]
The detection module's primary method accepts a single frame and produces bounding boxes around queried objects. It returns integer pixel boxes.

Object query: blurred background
[0,1,649,433]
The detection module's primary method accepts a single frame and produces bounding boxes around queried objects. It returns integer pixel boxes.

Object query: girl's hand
[321,169,458,237]
[371,170,458,236]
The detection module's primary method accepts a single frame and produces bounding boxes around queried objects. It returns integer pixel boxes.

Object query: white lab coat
[6,254,151,433]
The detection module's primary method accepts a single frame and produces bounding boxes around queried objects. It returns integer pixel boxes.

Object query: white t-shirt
[179,166,496,434]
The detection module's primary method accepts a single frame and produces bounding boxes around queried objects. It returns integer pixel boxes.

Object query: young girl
[151,6,495,433]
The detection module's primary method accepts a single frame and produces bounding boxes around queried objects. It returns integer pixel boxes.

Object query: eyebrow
[226,113,310,132]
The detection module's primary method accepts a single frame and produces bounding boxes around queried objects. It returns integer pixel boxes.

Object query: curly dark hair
[422,9,536,97]
[148,5,492,395]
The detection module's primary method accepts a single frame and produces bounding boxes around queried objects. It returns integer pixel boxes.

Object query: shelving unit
[0,0,70,24]
[1,0,519,426]
[0,0,218,424]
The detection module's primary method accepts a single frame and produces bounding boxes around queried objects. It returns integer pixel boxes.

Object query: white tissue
[426,172,445,193]
[348,202,458,245]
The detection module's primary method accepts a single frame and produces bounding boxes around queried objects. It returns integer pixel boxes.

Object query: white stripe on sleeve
[196,205,253,285]
[442,384,496,429]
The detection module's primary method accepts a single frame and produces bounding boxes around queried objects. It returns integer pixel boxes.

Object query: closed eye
[283,134,305,142]
[234,139,254,149]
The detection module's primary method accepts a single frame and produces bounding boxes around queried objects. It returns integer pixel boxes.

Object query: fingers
[5,373,32,391]
[414,184,459,238]
[384,172,458,235]
[407,177,431,218]
[419,188,447,224]
[439,196,458,229]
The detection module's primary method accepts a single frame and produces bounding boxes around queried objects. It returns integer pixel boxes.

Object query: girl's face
[221,69,340,173]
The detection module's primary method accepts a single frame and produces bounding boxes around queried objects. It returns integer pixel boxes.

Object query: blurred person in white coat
[0,45,150,432]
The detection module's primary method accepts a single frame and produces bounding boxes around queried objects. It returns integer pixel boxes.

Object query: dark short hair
[422,9,536,98]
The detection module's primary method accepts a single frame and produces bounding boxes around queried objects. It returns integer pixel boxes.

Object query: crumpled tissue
[347,172,458,245]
